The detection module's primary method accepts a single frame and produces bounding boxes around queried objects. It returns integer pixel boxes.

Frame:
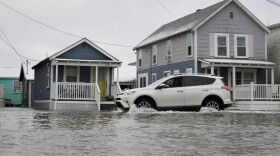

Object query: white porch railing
[234,82,280,101]
[52,82,101,110]
[111,82,122,98]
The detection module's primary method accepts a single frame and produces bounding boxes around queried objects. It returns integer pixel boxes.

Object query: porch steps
[225,102,240,111]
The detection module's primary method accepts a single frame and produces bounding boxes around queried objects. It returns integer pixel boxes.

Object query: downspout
[194,30,198,74]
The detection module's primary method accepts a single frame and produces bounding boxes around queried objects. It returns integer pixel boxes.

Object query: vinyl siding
[197,3,266,60]
[0,78,22,104]
[137,60,194,86]
[34,63,50,100]
[57,42,112,60]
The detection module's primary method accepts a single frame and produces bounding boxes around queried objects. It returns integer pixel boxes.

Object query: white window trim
[234,34,249,58]
[174,70,180,75]
[152,45,157,66]
[186,68,193,75]
[138,73,148,88]
[13,80,22,93]
[166,40,172,62]
[164,70,171,77]
[215,33,229,58]
[152,73,157,83]
[186,33,193,58]
[138,50,143,69]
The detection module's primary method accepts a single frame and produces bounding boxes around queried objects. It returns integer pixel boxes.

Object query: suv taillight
[221,86,229,91]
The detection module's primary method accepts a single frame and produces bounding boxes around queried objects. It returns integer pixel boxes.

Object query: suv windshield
[147,76,174,87]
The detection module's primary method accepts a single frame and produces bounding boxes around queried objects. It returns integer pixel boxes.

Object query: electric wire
[0,1,134,48]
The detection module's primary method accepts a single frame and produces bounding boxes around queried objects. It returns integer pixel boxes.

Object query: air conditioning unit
[166,55,172,62]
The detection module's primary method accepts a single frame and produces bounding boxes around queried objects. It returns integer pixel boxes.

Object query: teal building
[0,77,22,105]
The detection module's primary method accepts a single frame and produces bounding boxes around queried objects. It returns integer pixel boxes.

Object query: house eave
[52,58,122,67]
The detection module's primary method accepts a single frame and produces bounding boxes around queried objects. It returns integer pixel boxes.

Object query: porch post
[96,66,98,84]
[55,64,58,101]
[211,66,214,75]
[232,66,236,100]
[117,67,119,83]
[271,68,274,85]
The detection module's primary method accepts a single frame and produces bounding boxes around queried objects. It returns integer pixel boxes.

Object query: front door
[93,67,107,98]
[156,77,185,107]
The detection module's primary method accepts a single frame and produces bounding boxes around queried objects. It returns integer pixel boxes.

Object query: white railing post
[250,82,254,101]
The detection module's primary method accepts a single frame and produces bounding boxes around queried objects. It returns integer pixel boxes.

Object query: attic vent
[196,9,201,12]
[230,12,233,19]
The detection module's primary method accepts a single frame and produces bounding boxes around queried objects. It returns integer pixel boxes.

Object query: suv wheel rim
[206,101,219,110]
[138,101,152,108]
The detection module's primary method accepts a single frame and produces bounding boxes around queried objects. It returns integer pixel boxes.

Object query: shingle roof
[134,0,230,50]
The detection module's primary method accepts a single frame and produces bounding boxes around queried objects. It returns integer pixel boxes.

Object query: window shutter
[209,33,215,57]
[248,35,254,58]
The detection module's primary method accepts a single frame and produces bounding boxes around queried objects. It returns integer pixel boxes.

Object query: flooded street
[0,107,280,156]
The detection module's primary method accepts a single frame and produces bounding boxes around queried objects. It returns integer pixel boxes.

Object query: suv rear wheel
[136,98,155,109]
[204,98,222,111]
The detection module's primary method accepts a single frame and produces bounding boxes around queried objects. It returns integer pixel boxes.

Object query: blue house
[32,38,122,110]
[0,67,22,106]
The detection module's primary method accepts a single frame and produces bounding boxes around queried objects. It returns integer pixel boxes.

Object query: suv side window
[184,76,215,86]
[162,77,183,88]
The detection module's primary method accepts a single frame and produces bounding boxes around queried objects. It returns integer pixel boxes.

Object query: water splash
[127,104,157,114]
[199,107,219,113]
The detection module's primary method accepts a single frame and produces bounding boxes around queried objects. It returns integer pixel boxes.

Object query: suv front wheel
[204,98,222,111]
[136,98,156,109]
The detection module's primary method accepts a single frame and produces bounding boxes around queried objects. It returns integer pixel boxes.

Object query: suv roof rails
[174,73,216,76]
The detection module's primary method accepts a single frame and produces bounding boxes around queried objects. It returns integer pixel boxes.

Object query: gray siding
[137,60,194,86]
[136,32,194,70]
[34,63,50,100]
[268,27,280,84]
[197,3,266,60]
[57,42,112,60]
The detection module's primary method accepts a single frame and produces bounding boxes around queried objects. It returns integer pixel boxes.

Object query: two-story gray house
[134,0,275,89]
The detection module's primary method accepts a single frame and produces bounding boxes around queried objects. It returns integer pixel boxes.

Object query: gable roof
[19,64,34,81]
[134,0,270,50]
[33,38,120,69]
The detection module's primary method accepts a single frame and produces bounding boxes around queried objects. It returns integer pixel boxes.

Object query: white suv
[115,75,232,111]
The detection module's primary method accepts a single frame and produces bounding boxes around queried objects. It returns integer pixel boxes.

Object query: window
[235,34,248,58]
[186,33,192,57]
[162,77,183,88]
[47,63,50,88]
[163,71,171,77]
[66,66,77,82]
[186,68,193,75]
[184,76,215,87]
[174,70,180,75]
[230,12,233,19]
[152,73,157,83]
[244,72,254,84]
[152,45,157,65]
[215,34,229,58]
[138,73,148,88]
[166,40,172,62]
[13,81,22,93]
[138,50,142,68]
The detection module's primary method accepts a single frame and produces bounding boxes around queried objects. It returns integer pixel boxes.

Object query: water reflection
[0,108,280,156]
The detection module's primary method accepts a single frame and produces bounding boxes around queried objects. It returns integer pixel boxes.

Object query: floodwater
[0,107,280,156]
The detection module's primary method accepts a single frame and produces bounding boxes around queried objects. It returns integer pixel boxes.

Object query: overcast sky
[0,0,279,72]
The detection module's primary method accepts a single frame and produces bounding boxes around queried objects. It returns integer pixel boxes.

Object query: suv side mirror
[156,84,169,90]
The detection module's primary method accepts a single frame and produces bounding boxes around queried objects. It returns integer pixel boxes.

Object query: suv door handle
[177,90,184,93]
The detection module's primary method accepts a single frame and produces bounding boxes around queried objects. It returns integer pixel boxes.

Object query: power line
[267,0,280,6]
[156,0,177,19]
[0,1,134,48]
[0,26,40,62]
[0,48,23,62]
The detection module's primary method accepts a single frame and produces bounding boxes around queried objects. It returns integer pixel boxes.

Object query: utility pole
[26,60,28,75]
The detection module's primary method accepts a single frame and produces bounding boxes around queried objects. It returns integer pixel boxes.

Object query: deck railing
[234,82,280,101]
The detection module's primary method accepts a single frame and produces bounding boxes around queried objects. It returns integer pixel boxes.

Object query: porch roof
[199,59,275,69]
[52,58,122,67]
